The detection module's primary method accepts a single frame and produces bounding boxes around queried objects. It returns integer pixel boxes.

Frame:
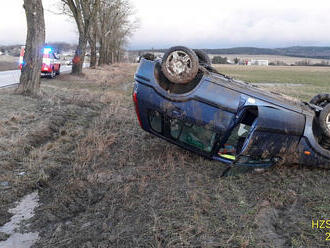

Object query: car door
[52,53,60,70]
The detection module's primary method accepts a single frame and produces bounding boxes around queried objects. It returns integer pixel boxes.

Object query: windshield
[218,123,251,160]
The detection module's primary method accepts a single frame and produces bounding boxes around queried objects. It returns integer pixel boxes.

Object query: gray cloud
[129,0,330,49]
[1,0,330,49]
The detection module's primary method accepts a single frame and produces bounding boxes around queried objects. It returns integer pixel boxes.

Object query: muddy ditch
[0,83,104,246]
[0,192,39,248]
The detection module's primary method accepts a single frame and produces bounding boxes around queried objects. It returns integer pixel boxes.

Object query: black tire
[56,66,60,75]
[319,103,330,138]
[48,69,56,79]
[161,46,199,84]
[193,49,211,65]
[310,93,330,107]
[140,53,155,62]
[193,49,220,73]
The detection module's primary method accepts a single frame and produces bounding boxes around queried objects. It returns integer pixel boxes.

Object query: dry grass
[0,64,329,247]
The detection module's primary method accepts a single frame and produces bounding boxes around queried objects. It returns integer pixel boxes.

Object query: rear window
[148,110,162,133]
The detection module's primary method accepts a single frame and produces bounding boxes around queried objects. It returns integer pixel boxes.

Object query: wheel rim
[165,51,193,78]
[326,113,330,130]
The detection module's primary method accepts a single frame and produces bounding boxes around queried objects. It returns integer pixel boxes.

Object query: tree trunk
[72,36,87,74]
[17,0,45,96]
[90,43,97,68]
[89,24,97,68]
[98,39,106,66]
[63,0,100,74]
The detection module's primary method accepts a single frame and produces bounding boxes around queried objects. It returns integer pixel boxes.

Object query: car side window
[169,117,216,153]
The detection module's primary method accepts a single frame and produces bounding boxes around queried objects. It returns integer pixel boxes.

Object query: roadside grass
[0,64,329,247]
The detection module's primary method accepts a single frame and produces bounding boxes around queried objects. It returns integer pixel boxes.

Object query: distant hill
[275,46,330,59]
[204,46,330,59]
[203,47,277,55]
[133,46,330,60]
[0,42,77,56]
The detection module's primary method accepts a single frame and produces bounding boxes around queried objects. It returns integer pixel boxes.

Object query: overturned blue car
[133,46,330,168]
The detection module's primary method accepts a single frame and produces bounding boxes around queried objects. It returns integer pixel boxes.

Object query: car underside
[133,46,330,168]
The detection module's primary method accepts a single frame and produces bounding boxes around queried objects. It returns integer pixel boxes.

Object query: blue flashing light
[43,47,52,54]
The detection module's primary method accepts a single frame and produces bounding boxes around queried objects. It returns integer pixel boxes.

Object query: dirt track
[0,64,329,247]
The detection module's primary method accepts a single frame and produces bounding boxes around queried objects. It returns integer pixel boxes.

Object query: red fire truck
[19,46,61,78]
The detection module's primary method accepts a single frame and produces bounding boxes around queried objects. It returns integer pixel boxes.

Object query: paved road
[0,70,20,88]
[0,64,88,88]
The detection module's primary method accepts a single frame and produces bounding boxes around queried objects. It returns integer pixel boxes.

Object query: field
[214,64,330,101]
[0,64,329,247]
[211,54,330,66]
[0,55,19,71]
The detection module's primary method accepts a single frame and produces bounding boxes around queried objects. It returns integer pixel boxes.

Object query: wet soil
[0,192,39,248]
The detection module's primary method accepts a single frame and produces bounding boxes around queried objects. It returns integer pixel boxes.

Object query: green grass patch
[214,65,330,101]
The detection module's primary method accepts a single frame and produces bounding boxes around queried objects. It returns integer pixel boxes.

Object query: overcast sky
[1,0,330,49]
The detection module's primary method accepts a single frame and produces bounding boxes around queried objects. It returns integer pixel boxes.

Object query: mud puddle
[0,192,39,248]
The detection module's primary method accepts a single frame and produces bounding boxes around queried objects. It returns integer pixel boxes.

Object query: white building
[250,59,269,66]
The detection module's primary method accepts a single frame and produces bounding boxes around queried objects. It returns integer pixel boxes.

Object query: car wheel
[310,93,330,107]
[193,49,211,66]
[49,69,56,79]
[161,46,199,84]
[56,67,60,75]
[319,104,330,138]
[193,49,220,73]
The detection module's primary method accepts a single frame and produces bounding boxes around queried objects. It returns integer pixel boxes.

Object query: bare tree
[17,0,45,96]
[97,0,136,66]
[88,21,98,68]
[60,0,100,74]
